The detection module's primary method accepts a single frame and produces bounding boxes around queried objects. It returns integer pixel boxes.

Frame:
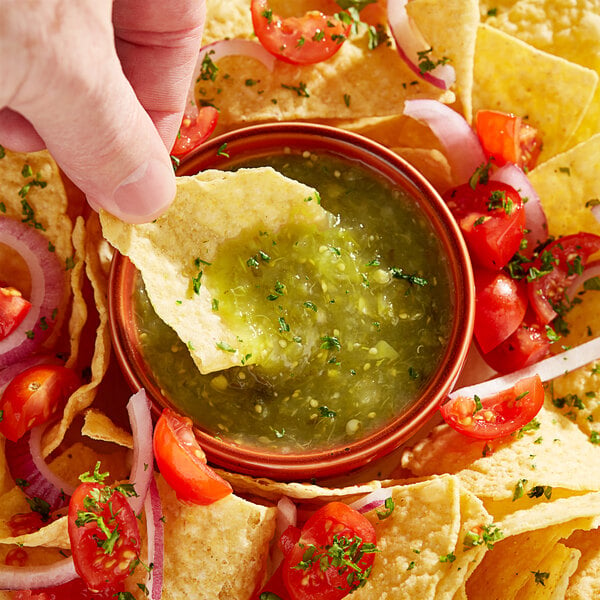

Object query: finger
[0,108,46,153]
[113,0,206,150]
[10,2,176,223]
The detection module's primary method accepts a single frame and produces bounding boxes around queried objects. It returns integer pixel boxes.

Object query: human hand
[0,0,205,223]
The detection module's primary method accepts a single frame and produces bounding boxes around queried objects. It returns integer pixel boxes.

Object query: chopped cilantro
[512,478,528,501]
[318,406,337,418]
[390,266,428,286]
[439,552,456,563]
[531,571,550,586]
[216,341,236,353]
[527,485,552,500]
[217,142,229,157]
[376,497,395,520]
[416,47,450,74]
[320,335,341,351]
[281,81,310,97]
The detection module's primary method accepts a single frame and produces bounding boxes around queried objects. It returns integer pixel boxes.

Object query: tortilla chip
[392,147,454,194]
[528,133,600,238]
[481,0,600,146]
[101,167,330,374]
[352,475,489,599]
[81,409,134,449]
[0,517,69,550]
[565,527,600,598]
[197,25,453,130]
[401,399,600,521]
[472,24,598,160]
[406,0,479,121]
[156,475,276,600]
[466,520,586,600]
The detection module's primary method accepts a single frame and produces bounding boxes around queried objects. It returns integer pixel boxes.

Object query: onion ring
[403,99,486,184]
[387,0,455,89]
[0,557,77,590]
[144,478,164,600]
[0,217,65,368]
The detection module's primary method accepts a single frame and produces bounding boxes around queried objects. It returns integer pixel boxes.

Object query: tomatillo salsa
[133,152,454,451]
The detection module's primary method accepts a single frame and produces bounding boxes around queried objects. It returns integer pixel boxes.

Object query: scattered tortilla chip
[466,520,586,600]
[401,399,600,522]
[565,527,600,598]
[101,167,330,374]
[528,133,600,238]
[406,0,479,121]
[0,517,69,550]
[155,474,276,600]
[81,409,133,449]
[472,24,598,160]
[352,475,489,599]
[481,0,600,146]
[392,147,454,194]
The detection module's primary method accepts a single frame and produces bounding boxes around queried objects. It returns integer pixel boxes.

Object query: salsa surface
[134,151,454,452]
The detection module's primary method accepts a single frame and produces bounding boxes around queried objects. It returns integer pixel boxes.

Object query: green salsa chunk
[134,152,454,451]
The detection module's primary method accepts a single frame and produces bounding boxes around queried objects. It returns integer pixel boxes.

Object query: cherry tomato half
[475,110,542,172]
[474,268,528,354]
[281,502,377,600]
[171,106,219,158]
[440,374,544,439]
[482,315,551,374]
[0,286,32,340]
[0,364,80,442]
[153,408,232,505]
[527,232,600,324]
[68,482,141,594]
[444,180,525,270]
[251,0,351,65]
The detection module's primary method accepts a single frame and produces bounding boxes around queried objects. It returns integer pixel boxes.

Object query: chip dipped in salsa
[123,150,456,452]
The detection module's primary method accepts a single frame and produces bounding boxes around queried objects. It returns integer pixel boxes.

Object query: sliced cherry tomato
[281,502,377,600]
[0,286,31,340]
[8,511,47,537]
[474,268,528,354]
[475,110,542,171]
[527,233,600,324]
[171,106,219,158]
[482,314,551,374]
[153,407,232,505]
[0,364,80,442]
[440,374,544,439]
[67,482,141,594]
[251,0,351,65]
[444,180,525,270]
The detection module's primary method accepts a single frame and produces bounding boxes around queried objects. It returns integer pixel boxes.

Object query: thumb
[9,5,176,223]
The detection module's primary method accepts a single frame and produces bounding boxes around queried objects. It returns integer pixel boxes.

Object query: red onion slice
[270,496,297,574]
[387,0,455,89]
[348,488,392,514]
[0,557,77,590]
[0,217,65,368]
[185,39,277,117]
[403,99,486,184]
[491,163,547,254]
[565,260,600,301]
[449,336,600,402]
[144,478,164,600]
[592,204,600,224]
[127,389,154,516]
[5,423,75,511]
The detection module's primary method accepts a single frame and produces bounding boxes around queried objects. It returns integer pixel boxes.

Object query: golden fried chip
[565,527,600,598]
[406,0,479,121]
[156,475,276,600]
[401,400,600,522]
[481,0,600,147]
[0,517,69,550]
[101,168,330,374]
[352,475,489,599]
[472,24,598,160]
[81,409,133,449]
[528,133,600,238]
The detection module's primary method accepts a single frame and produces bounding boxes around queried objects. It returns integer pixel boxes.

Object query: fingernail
[109,159,176,223]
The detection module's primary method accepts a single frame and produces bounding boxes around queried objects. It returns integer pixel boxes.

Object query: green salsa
[134,151,454,452]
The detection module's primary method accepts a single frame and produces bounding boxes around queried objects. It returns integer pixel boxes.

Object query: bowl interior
[109,122,474,481]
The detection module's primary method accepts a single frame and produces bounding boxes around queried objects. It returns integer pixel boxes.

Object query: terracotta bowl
[109,122,474,481]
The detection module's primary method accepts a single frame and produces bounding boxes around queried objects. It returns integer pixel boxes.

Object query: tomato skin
[282,502,377,600]
[475,110,542,171]
[474,268,528,354]
[440,375,544,439]
[444,181,526,270]
[68,482,141,594]
[0,365,80,442]
[251,0,350,65]
[527,233,600,324]
[482,316,551,374]
[0,286,31,340]
[153,408,232,505]
[171,106,219,158]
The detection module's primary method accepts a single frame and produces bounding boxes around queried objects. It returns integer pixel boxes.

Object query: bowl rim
[108,121,475,481]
